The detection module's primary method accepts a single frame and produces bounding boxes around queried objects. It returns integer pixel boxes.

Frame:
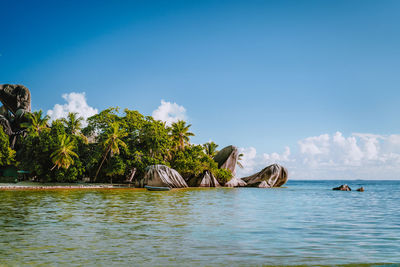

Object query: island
[1,84,288,189]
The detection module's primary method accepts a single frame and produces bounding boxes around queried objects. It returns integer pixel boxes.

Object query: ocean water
[0,180,399,266]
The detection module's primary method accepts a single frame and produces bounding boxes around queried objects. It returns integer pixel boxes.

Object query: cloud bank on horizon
[237,132,400,180]
[47,93,400,180]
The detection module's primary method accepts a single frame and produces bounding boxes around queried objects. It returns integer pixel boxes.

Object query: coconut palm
[203,142,219,158]
[20,110,49,136]
[94,122,127,182]
[237,153,244,169]
[62,112,88,143]
[170,120,194,151]
[62,112,83,135]
[50,134,78,170]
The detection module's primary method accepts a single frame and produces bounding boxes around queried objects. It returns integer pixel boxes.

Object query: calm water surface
[1,180,400,266]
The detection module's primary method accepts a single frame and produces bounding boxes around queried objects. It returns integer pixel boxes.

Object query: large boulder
[241,164,288,188]
[139,165,188,188]
[0,84,31,115]
[213,145,239,177]
[0,115,13,136]
[225,177,247,187]
[0,84,32,147]
[187,170,221,187]
[332,184,351,191]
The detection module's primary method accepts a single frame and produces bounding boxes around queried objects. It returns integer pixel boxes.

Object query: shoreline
[0,182,141,190]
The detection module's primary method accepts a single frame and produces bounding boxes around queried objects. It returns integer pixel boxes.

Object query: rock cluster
[333,184,352,191]
[333,184,365,192]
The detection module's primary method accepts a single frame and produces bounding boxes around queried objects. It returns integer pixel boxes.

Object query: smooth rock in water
[187,170,220,187]
[213,145,239,177]
[240,164,288,188]
[225,177,247,187]
[356,187,364,192]
[138,165,188,188]
[333,184,351,191]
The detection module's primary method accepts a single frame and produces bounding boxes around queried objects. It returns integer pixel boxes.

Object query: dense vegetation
[0,108,233,184]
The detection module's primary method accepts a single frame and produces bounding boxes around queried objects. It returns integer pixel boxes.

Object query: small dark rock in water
[356,187,364,192]
[332,184,351,191]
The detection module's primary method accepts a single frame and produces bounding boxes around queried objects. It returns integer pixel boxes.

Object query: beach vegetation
[0,127,15,166]
[1,107,233,183]
[20,110,50,136]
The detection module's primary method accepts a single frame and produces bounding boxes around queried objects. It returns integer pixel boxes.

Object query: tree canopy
[1,107,233,184]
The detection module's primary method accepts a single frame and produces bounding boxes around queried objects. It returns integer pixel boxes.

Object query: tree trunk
[94,146,111,182]
[126,168,136,182]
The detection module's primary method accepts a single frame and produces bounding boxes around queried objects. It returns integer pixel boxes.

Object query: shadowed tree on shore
[94,122,127,182]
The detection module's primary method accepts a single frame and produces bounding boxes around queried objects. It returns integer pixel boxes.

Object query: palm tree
[62,112,83,135]
[94,122,127,182]
[170,120,194,151]
[237,153,244,169]
[203,142,219,158]
[50,134,78,170]
[62,112,88,143]
[21,110,50,136]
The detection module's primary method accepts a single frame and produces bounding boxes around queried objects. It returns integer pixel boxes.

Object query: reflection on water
[1,180,400,266]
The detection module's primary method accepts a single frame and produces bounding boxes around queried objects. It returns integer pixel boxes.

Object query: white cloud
[263,146,291,163]
[292,132,400,179]
[236,132,400,180]
[237,147,257,176]
[298,134,330,155]
[152,100,187,126]
[47,92,98,126]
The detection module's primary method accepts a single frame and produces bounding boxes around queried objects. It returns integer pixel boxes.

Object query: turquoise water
[0,180,399,266]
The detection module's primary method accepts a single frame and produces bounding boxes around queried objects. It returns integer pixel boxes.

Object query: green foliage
[137,118,172,160]
[83,107,120,137]
[94,122,127,182]
[0,127,15,166]
[18,120,84,182]
[213,168,233,185]
[12,106,234,184]
[170,120,194,151]
[62,112,83,135]
[171,144,219,179]
[20,110,49,136]
[50,134,78,170]
[203,141,219,158]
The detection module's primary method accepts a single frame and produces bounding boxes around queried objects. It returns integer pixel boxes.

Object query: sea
[0,180,399,266]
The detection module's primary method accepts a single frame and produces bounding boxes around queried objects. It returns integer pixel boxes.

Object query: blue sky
[1,0,400,179]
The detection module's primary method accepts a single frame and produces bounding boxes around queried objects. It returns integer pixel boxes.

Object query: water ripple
[0,181,400,266]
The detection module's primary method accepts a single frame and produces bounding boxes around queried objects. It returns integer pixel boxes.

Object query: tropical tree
[0,127,15,165]
[94,122,127,182]
[62,112,83,135]
[237,153,244,169]
[21,110,49,136]
[50,134,78,170]
[62,112,88,143]
[203,141,219,158]
[170,120,194,151]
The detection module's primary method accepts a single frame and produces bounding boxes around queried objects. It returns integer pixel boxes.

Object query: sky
[1,0,400,179]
